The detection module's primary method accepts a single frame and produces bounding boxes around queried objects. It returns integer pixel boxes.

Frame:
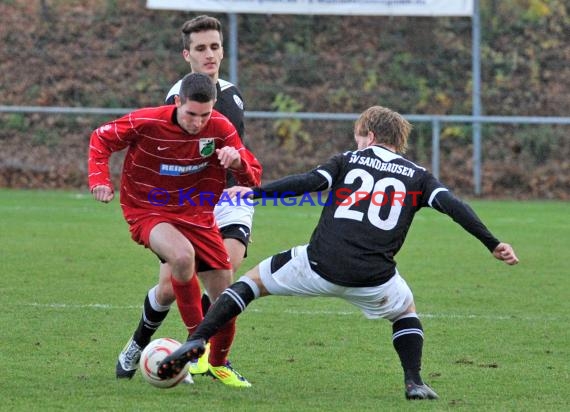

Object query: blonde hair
[354,106,411,153]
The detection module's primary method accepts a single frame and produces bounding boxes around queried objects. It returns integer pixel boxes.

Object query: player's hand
[91,185,114,203]
[216,147,242,170]
[224,185,254,200]
[492,242,519,265]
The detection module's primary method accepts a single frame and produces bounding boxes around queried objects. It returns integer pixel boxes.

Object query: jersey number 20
[334,168,406,230]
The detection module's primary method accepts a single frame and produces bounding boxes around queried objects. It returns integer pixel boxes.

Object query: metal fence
[1,105,569,195]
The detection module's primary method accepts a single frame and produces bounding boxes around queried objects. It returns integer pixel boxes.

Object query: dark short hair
[181,15,223,50]
[179,72,217,104]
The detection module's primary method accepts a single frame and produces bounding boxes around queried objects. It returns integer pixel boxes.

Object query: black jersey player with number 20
[158,105,519,400]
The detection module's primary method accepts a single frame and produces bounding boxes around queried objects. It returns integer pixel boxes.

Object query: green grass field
[1,189,568,411]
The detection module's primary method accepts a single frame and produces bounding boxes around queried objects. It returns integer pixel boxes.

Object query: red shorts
[128,214,231,271]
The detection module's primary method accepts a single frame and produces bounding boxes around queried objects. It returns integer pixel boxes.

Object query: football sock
[191,277,257,346]
[392,314,424,384]
[171,274,204,335]
[201,292,212,314]
[133,285,171,347]
[208,318,236,366]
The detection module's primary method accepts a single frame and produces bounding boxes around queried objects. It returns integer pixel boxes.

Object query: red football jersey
[88,105,262,225]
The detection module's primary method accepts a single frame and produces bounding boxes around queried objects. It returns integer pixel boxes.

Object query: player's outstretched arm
[224,185,254,199]
[431,190,518,261]
[492,242,519,265]
[91,185,114,203]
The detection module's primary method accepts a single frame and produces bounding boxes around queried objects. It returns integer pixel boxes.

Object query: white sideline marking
[23,302,560,321]
[25,302,141,310]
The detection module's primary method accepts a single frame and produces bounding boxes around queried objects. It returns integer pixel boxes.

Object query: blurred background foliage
[0,0,568,197]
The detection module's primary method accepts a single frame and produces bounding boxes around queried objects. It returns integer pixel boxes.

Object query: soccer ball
[139,338,189,388]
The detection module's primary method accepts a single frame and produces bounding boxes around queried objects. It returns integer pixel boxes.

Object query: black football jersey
[253,144,499,287]
[305,145,446,286]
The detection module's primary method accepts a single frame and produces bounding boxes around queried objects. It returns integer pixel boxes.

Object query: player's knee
[390,301,418,322]
[169,249,195,272]
[242,267,270,296]
[155,283,175,305]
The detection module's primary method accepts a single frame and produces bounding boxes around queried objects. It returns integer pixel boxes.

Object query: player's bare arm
[224,185,254,199]
[216,146,242,169]
[492,242,519,265]
[91,185,114,203]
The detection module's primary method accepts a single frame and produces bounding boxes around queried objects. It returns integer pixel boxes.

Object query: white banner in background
[146,0,474,16]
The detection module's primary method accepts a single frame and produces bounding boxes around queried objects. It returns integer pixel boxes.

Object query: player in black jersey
[158,106,519,399]
[116,15,254,387]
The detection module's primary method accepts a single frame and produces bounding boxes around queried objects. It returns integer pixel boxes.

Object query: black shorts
[220,223,251,248]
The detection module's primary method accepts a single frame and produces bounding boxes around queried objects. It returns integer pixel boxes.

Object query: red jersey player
[88,73,261,386]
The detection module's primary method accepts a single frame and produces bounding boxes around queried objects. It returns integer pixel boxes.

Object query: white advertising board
[147,0,473,16]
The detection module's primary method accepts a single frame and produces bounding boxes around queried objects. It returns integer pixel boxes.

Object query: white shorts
[214,201,254,230]
[258,245,414,320]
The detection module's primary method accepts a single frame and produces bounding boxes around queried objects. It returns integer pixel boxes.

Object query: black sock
[392,316,424,384]
[132,292,170,347]
[201,293,211,314]
[191,281,255,342]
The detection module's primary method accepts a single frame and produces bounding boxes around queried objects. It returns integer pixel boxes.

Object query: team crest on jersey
[199,138,215,157]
